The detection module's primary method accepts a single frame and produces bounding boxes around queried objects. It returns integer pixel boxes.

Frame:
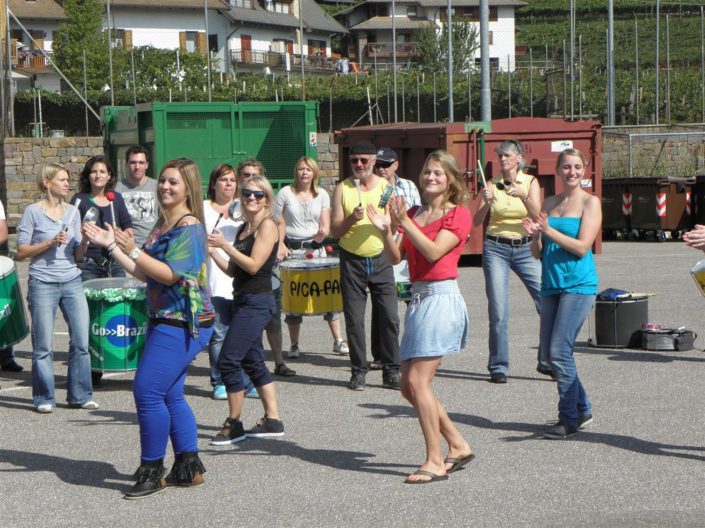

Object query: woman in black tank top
[207,176,286,443]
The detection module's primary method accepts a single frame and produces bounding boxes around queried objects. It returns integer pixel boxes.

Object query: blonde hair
[37,163,69,195]
[238,176,275,221]
[157,158,206,225]
[420,150,468,206]
[294,156,320,197]
[556,148,589,169]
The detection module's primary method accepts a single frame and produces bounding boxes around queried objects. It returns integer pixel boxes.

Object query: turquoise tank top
[541,217,598,296]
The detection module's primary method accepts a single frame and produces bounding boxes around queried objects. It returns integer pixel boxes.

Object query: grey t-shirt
[115,178,158,248]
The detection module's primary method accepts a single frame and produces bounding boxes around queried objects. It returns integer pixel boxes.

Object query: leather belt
[485,235,532,247]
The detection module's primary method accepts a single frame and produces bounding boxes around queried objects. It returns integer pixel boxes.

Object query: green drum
[84,278,148,378]
[0,256,29,348]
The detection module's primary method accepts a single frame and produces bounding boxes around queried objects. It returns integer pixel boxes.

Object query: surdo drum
[279,257,342,315]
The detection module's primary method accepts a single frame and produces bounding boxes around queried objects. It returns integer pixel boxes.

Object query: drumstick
[212,212,224,234]
[59,198,81,247]
[105,191,117,230]
[477,160,487,188]
[353,178,362,206]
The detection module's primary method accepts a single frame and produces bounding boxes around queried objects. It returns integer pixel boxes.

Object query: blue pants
[208,297,254,391]
[540,293,595,428]
[482,238,545,374]
[217,294,275,393]
[28,276,92,407]
[134,323,212,461]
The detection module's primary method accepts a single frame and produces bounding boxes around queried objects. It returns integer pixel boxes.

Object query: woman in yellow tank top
[472,139,549,384]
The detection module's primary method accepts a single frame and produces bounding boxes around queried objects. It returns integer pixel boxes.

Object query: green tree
[52,0,109,90]
[415,20,479,74]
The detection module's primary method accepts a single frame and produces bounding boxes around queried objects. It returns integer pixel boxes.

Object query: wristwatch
[128,247,142,261]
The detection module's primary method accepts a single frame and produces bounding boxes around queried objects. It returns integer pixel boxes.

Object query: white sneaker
[287,343,300,359]
[35,404,53,414]
[79,401,100,410]
[333,339,349,355]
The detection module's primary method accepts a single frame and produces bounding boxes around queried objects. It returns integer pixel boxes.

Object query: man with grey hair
[331,141,400,391]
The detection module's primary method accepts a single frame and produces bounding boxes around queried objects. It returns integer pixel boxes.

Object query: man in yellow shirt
[331,141,400,391]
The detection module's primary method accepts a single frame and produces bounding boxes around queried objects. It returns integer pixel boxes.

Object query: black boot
[124,459,166,500]
[166,451,206,487]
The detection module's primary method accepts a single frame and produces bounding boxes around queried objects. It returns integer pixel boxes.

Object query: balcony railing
[365,42,418,59]
[15,49,54,71]
[230,49,336,72]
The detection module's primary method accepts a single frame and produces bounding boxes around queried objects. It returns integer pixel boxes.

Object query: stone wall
[1,137,104,225]
[602,124,705,179]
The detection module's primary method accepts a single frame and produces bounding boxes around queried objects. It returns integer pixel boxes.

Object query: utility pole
[479,0,490,121]
[447,0,453,122]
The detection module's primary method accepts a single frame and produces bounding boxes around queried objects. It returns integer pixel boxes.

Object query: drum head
[279,257,339,270]
[0,256,15,278]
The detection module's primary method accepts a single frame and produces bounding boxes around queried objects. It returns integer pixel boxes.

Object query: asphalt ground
[2,241,705,527]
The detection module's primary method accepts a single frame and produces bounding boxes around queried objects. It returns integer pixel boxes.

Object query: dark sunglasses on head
[241,189,266,200]
[350,157,373,166]
[375,161,393,169]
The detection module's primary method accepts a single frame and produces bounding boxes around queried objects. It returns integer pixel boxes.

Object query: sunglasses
[375,161,393,169]
[495,180,513,191]
[241,189,266,200]
[350,157,373,166]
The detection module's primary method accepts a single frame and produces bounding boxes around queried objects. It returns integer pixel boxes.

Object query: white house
[219,0,347,75]
[8,0,67,92]
[334,0,525,71]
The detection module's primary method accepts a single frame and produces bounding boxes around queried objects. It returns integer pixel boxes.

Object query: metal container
[102,101,319,194]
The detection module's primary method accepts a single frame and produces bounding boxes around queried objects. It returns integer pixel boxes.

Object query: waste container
[84,278,148,384]
[628,177,694,237]
[336,117,602,255]
[602,178,630,239]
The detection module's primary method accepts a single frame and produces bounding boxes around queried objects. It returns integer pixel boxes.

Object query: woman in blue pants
[523,148,601,439]
[84,158,214,498]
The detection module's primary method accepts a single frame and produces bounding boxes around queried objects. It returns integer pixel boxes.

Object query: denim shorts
[400,280,469,361]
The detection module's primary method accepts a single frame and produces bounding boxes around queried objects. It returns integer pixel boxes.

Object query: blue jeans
[540,293,595,428]
[78,258,125,281]
[28,275,92,407]
[209,297,254,391]
[483,238,545,374]
[217,294,275,393]
[134,323,213,461]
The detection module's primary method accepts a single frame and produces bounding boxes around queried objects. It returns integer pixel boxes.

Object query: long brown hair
[156,158,205,225]
[420,150,468,206]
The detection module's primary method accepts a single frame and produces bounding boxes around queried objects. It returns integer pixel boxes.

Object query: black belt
[486,235,532,247]
[150,317,215,329]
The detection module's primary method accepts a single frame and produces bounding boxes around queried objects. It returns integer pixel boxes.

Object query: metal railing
[230,49,336,71]
[365,42,418,59]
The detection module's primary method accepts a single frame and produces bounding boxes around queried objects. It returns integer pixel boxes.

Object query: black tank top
[231,218,278,295]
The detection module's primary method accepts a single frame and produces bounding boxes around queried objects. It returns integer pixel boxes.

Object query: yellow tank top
[339,177,389,257]
[486,171,535,238]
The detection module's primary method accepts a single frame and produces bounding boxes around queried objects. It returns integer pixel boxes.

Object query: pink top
[401,205,472,282]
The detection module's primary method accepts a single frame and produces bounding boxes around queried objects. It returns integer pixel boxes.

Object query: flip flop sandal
[444,454,475,474]
[404,470,449,484]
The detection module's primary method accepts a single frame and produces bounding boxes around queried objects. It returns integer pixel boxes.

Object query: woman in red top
[368,150,474,484]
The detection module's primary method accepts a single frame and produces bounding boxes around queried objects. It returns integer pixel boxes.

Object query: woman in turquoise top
[84,158,215,498]
[523,148,601,439]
